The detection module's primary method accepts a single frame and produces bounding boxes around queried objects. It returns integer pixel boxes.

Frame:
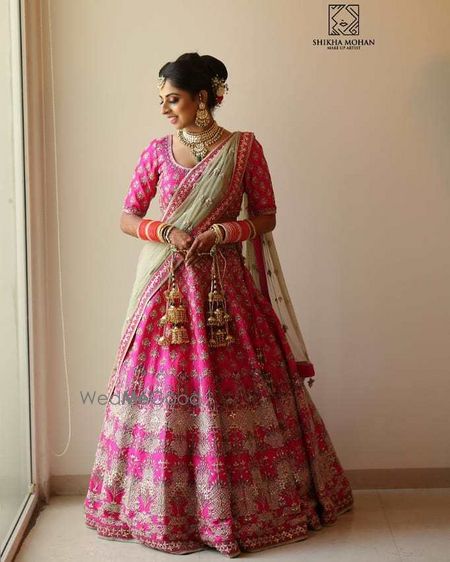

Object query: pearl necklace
[177,121,224,162]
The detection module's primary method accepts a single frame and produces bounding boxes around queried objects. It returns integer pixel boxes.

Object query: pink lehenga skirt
[84,244,354,557]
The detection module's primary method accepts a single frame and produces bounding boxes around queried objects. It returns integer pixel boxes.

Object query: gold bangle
[161,223,170,243]
[218,224,226,241]
[166,225,176,244]
[210,224,224,244]
[156,222,167,243]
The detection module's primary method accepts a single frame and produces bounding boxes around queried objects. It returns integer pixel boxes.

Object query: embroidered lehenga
[83,131,354,557]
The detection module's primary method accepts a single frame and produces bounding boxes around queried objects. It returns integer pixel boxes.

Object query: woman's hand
[184,229,217,266]
[168,227,194,252]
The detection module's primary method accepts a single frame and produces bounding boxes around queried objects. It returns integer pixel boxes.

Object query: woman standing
[84,52,354,557]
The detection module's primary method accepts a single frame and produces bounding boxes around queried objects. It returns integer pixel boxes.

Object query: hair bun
[159,52,229,111]
[200,55,228,81]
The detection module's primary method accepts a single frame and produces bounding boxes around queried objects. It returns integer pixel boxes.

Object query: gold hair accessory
[157,76,166,89]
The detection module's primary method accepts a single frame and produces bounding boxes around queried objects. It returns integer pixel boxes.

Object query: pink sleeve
[243,135,277,217]
[122,138,159,217]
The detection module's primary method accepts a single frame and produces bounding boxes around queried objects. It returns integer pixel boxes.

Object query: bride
[84,51,354,558]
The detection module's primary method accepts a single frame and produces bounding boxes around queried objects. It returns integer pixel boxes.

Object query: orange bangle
[137,219,163,241]
[220,220,252,243]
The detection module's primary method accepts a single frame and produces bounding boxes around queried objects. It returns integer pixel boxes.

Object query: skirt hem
[85,497,354,558]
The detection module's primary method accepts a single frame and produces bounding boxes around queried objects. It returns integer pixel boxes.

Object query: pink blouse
[122,133,277,219]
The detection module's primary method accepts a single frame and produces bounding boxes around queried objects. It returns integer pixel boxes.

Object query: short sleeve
[122,138,160,217]
[243,135,277,217]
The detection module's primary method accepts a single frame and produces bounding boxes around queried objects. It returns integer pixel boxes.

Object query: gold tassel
[207,245,234,347]
[158,247,190,346]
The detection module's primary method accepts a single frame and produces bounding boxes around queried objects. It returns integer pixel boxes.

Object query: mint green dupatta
[107,132,241,400]
[122,133,239,331]
[239,213,315,387]
[106,130,315,400]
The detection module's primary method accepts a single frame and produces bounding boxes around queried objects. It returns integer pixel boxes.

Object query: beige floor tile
[378,489,450,562]
[13,490,450,561]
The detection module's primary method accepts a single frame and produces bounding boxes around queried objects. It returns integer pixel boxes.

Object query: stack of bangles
[136,219,175,243]
[136,218,257,244]
[210,219,257,243]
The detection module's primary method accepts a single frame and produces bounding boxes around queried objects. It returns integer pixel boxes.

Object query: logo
[312,4,375,50]
[328,4,359,36]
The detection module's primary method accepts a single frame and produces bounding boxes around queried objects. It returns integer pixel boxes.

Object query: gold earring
[195,97,211,128]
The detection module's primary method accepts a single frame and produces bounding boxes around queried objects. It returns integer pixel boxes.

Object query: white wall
[41,0,450,478]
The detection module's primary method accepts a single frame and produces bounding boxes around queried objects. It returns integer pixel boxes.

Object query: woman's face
[158,79,207,130]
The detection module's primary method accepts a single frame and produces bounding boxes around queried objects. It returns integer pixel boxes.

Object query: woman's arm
[249,213,276,235]
[184,214,276,266]
[120,212,194,251]
[121,210,277,269]
[120,211,143,237]
[121,211,276,239]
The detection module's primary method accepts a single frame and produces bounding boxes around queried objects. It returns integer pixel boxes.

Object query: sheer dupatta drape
[239,193,316,387]
[120,132,240,337]
[107,132,242,401]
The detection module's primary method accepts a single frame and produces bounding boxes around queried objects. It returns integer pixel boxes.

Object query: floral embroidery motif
[86,131,354,557]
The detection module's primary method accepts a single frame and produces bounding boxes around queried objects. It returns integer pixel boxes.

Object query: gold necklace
[177,121,224,161]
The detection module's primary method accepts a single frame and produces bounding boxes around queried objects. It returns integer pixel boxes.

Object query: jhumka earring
[207,245,234,347]
[195,96,211,128]
[158,247,190,345]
